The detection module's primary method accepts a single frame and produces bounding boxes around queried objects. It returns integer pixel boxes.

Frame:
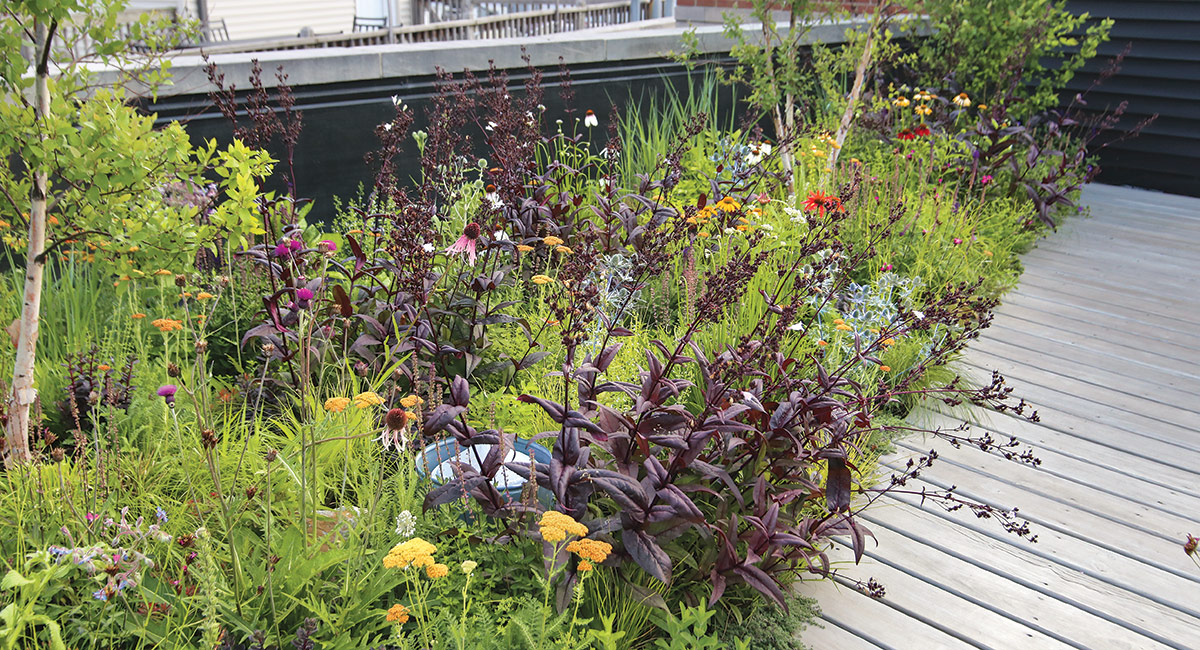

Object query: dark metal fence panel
[1066,0,1200,196]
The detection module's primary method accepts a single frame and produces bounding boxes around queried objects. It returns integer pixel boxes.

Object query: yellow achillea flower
[817,340,828,347]
[880,365,892,372]
[531,274,553,285]
[154,269,173,276]
[426,563,449,579]
[97,364,111,372]
[566,538,612,563]
[197,292,215,300]
[578,560,594,572]
[698,232,710,239]
[460,560,478,575]
[882,338,896,346]
[324,397,351,413]
[151,318,183,332]
[539,511,588,543]
[835,324,852,331]
[516,244,534,252]
[542,235,564,246]
[386,603,410,624]
[555,245,572,255]
[132,313,146,319]
[353,391,384,409]
[400,394,424,409]
[384,538,437,569]
[833,318,845,325]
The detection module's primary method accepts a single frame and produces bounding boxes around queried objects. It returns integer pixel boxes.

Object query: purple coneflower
[447,222,482,265]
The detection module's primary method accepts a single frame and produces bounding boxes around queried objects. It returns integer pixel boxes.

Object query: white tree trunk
[830,3,882,169]
[5,19,51,467]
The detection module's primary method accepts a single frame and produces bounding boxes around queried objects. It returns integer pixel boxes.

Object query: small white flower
[537,104,546,112]
[382,122,393,132]
[391,95,401,106]
[492,229,510,241]
[787,323,805,332]
[583,110,599,128]
[422,242,435,253]
[485,121,497,132]
[912,310,925,321]
[395,511,416,538]
[485,192,504,209]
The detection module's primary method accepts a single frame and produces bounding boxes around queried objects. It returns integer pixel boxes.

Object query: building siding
[1066,0,1200,196]
[198,0,357,40]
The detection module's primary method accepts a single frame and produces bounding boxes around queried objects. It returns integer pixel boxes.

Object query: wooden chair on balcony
[200,18,230,42]
[353,15,389,31]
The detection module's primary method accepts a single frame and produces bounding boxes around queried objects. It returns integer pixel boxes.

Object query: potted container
[416,438,554,507]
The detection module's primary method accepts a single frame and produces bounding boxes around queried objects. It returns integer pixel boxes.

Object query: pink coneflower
[447,222,482,265]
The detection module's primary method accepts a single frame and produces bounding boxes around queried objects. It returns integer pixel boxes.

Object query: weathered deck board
[805,185,1200,649]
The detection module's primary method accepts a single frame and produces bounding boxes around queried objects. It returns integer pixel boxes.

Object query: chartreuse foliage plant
[0,0,272,466]
[0,1,1124,648]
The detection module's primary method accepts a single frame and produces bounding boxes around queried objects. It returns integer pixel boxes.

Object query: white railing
[176,1,654,55]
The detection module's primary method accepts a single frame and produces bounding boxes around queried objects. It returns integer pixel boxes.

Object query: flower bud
[175,274,187,288]
[195,340,208,354]
[167,362,180,377]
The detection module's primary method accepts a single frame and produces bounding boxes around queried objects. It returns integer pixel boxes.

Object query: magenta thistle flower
[288,239,303,251]
[318,240,337,253]
[296,287,314,309]
[446,222,482,265]
[273,243,289,257]
[157,384,178,406]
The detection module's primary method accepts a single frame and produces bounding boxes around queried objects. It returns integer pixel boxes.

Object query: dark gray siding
[1066,0,1200,196]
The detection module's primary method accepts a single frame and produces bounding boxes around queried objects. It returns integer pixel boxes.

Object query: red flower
[913,124,931,137]
[896,128,915,141]
[802,190,842,215]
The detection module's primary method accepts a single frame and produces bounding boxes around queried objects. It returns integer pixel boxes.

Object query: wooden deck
[802,184,1200,650]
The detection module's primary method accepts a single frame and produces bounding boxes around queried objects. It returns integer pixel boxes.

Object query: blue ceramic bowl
[416,438,554,506]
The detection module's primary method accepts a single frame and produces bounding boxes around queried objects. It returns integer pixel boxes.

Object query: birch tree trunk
[5,19,51,467]
[830,3,883,168]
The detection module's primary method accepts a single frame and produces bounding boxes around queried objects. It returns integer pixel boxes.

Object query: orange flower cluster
[566,538,612,564]
[383,538,437,570]
[151,318,183,332]
[538,511,587,543]
[386,603,410,624]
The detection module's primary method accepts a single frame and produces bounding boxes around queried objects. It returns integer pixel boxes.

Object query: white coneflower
[484,184,503,209]
[583,109,599,127]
